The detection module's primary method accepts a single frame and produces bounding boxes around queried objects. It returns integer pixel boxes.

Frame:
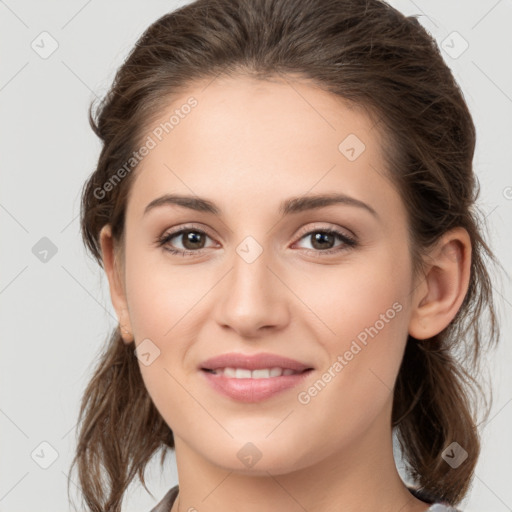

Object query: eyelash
[156,224,358,258]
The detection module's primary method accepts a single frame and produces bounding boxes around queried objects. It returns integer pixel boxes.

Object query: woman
[70,0,500,511]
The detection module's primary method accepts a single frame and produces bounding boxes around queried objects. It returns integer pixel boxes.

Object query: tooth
[223,367,236,377]
[270,367,283,377]
[282,369,295,376]
[235,368,252,379]
[252,369,271,379]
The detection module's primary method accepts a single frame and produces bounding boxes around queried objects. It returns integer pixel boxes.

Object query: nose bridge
[214,233,289,335]
[232,237,271,298]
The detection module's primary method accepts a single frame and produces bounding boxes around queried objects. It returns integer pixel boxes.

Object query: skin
[99,74,471,512]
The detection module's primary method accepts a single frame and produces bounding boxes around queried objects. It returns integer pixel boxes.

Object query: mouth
[199,352,314,402]
[200,365,314,403]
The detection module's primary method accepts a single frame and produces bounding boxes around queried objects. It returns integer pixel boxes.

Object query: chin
[201,440,312,476]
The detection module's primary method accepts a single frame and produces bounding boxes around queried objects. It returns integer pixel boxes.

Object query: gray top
[149,485,461,511]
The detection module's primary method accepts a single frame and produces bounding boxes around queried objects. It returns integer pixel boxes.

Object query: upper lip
[200,352,314,372]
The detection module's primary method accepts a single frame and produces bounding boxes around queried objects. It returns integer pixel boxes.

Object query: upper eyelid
[164,223,217,242]
[295,222,355,239]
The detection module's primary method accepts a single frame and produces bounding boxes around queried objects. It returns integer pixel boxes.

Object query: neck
[170,402,430,512]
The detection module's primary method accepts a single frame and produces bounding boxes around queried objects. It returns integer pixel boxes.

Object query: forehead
[126,74,402,224]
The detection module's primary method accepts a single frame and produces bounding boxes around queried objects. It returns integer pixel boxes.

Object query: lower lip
[201,369,313,403]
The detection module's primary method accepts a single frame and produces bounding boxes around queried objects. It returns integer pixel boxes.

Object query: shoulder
[149,484,179,512]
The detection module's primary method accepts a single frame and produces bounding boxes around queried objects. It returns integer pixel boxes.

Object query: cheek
[293,249,412,404]
[295,245,411,344]
[123,245,216,421]
[124,243,205,338]
[287,273,409,464]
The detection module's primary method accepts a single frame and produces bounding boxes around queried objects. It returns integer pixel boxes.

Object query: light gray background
[0,1,511,511]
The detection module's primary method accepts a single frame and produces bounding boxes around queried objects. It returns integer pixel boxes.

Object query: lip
[199,352,314,403]
[201,370,313,402]
[199,352,313,372]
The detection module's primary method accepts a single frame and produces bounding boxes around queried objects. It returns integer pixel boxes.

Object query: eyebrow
[143,192,379,219]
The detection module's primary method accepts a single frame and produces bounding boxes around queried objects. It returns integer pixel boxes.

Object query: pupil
[184,231,203,249]
[313,232,333,250]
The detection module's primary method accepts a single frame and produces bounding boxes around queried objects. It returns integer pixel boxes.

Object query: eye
[156,225,216,256]
[293,226,357,256]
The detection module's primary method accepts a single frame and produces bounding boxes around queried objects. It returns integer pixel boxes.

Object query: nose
[214,245,290,339]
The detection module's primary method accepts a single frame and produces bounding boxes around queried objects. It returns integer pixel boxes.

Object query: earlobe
[99,224,134,344]
[408,227,472,340]
[118,307,134,344]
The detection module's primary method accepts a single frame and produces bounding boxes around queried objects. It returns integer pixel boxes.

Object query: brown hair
[70,0,501,510]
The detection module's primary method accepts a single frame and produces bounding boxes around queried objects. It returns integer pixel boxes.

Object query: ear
[99,224,134,344]
[408,227,472,340]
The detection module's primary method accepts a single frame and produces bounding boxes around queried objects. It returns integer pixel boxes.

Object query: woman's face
[112,75,420,474]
